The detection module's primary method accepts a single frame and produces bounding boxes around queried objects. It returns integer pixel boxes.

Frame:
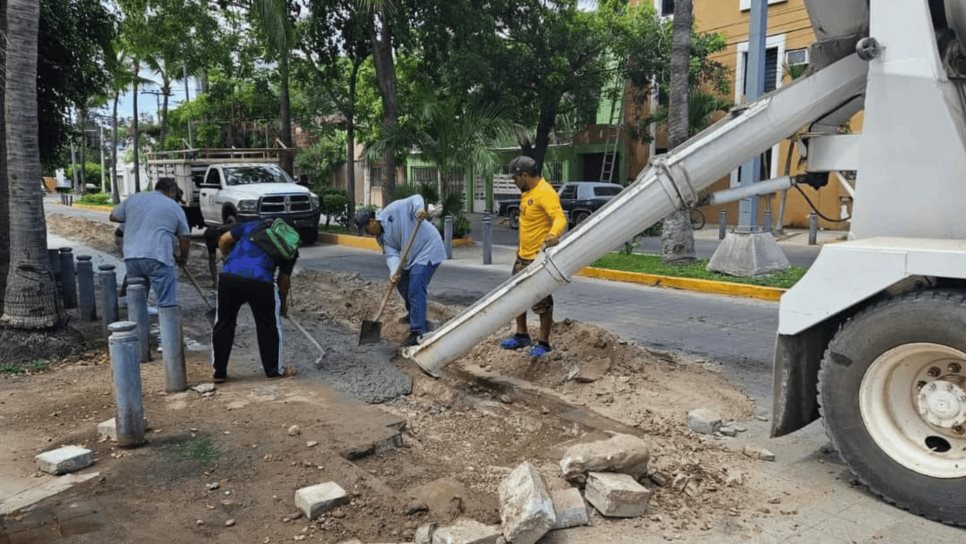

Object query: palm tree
[661,0,696,264]
[2,0,62,328]
[132,57,142,192]
[106,51,151,203]
[0,0,9,314]
[251,0,294,174]
[144,56,175,148]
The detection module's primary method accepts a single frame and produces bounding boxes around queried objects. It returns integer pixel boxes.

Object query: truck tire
[300,227,318,246]
[818,289,966,526]
[509,209,520,230]
[572,211,590,226]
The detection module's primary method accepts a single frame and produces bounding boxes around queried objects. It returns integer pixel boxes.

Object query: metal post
[736,0,768,233]
[444,215,453,260]
[98,265,119,338]
[76,255,97,321]
[764,209,773,234]
[718,209,727,240]
[808,213,818,245]
[58,248,77,309]
[482,211,493,265]
[127,278,151,364]
[108,321,145,448]
[159,305,187,392]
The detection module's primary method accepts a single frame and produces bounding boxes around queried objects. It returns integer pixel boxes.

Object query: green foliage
[631,90,731,142]
[592,253,806,288]
[66,162,103,188]
[297,133,348,186]
[79,192,112,206]
[163,435,220,466]
[314,185,350,227]
[0,359,50,375]
[783,62,809,81]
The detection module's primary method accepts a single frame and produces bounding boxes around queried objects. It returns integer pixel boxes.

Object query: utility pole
[183,64,193,147]
[99,123,106,193]
[68,108,79,193]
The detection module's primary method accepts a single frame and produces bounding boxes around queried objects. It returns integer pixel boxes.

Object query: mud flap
[770,322,835,437]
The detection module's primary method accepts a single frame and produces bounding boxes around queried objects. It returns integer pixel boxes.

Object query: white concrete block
[584,472,650,518]
[559,432,650,484]
[498,462,555,544]
[431,518,501,544]
[550,488,588,529]
[35,446,94,475]
[687,408,722,435]
[295,482,348,519]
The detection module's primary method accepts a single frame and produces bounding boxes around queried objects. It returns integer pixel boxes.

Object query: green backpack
[250,218,300,262]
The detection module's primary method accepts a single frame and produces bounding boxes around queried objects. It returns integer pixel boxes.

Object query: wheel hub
[917,380,966,428]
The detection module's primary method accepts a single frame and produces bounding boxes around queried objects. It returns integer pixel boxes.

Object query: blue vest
[221,222,277,283]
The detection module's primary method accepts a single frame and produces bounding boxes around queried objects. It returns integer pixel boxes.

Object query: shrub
[79,192,112,206]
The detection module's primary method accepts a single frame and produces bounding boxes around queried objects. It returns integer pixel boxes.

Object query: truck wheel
[509,209,520,230]
[300,228,318,246]
[818,289,966,525]
[572,211,590,226]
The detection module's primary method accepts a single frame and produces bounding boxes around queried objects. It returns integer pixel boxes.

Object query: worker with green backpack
[211,218,301,383]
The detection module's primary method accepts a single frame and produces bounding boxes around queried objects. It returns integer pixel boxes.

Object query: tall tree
[368,5,399,198]
[2,0,62,328]
[661,0,696,264]
[132,57,142,192]
[0,0,8,314]
[252,0,296,174]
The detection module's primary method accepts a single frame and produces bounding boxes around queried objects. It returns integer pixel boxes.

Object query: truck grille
[259,194,312,214]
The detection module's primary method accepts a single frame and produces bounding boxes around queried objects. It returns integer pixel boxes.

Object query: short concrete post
[482,211,493,265]
[718,209,727,240]
[127,278,151,364]
[58,248,78,309]
[763,209,773,234]
[808,213,818,245]
[76,255,97,321]
[159,305,187,392]
[444,215,453,260]
[48,249,63,298]
[98,265,119,338]
[108,321,145,448]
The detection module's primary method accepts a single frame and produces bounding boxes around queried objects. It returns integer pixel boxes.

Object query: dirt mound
[46,214,118,255]
[0,323,100,367]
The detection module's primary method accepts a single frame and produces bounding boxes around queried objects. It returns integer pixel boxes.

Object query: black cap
[353,209,373,229]
[508,155,539,176]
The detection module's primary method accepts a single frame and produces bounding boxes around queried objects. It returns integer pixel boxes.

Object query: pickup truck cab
[498,181,623,229]
[199,163,320,244]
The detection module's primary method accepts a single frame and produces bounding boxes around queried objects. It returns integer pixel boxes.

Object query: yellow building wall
[624,0,854,230]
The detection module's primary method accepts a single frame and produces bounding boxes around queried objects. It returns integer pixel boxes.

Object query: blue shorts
[125,258,178,307]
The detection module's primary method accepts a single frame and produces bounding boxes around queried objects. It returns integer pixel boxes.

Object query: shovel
[287,314,326,367]
[359,218,424,345]
[180,263,217,322]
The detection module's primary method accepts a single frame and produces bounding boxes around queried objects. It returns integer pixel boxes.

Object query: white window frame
[732,34,786,184]
[785,47,809,67]
[654,0,673,19]
[739,0,787,11]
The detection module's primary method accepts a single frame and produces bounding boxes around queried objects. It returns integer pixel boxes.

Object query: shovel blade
[358,320,382,345]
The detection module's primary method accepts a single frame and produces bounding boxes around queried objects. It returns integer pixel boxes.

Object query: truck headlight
[309,195,320,209]
[238,200,258,212]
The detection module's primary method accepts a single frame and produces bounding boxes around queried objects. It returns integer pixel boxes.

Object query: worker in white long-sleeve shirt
[354,195,446,347]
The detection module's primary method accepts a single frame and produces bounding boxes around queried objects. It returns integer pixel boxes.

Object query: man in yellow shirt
[500,155,568,357]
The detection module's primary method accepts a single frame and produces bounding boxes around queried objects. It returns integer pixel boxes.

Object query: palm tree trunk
[369,11,397,199]
[111,93,120,203]
[78,106,87,190]
[345,60,361,221]
[661,0,696,264]
[160,76,170,148]
[0,0,9,314]
[132,58,141,192]
[279,53,293,175]
[2,0,62,329]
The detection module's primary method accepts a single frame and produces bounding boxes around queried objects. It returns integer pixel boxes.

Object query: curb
[576,267,785,302]
[318,234,785,302]
[59,202,111,213]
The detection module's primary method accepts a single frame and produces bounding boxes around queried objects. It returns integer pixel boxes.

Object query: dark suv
[498,181,623,229]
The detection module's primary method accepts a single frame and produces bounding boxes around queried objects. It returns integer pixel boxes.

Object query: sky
[108,69,199,123]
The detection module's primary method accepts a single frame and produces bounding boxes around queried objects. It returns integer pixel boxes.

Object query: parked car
[497,181,623,229]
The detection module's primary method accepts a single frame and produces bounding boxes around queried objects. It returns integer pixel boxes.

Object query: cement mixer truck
[403,0,966,525]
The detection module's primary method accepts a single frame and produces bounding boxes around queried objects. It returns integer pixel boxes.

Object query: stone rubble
[559,432,650,484]
[35,445,94,475]
[498,462,556,544]
[687,408,722,435]
[294,482,348,519]
[584,472,651,518]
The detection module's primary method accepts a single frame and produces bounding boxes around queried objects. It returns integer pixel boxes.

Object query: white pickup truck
[146,148,321,244]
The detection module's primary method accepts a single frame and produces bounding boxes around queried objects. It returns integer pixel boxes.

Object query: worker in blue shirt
[354,195,446,346]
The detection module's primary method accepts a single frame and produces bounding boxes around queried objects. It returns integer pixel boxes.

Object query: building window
[785,48,809,67]
[739,0,787,11]
[658,0,674,17]
[741,47,780,95]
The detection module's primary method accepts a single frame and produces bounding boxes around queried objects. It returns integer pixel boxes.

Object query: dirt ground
[1,214,784,543]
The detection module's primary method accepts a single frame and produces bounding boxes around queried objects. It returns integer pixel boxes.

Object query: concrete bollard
[48,249,63,299]
[444,215,453,260]
[76,255,97,321]
[764,209,773,234]
[98,265,119,338]
[808,213,818,245]
[58,248,78,309]
[482,211,493,265]
[127,278,151,364]
[159,305,187,392]
[108,321,145,448]
[718,209,727,240]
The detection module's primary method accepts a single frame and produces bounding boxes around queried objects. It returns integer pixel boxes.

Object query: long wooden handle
[371,217,424,322]
[180,264,215,310]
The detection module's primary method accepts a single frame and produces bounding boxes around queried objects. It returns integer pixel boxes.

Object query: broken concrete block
[559,432,650,484]
[408,478,465,519]
[97,417,148,441]
[36,445,94,475]
[687,408,722,435]
[550,488,589,529]
[295,482,348,519]
[719,425,738,437]
[415,523,436,544]
[498,462,555,544]
[584,472,651,518]
[431,518,501,544]
[742,446,776,461]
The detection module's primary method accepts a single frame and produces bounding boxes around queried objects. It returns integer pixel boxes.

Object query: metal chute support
[404,54,869,377]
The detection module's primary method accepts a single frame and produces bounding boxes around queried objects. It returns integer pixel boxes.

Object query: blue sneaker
[529,343,552,357]
[500,334,532,350]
